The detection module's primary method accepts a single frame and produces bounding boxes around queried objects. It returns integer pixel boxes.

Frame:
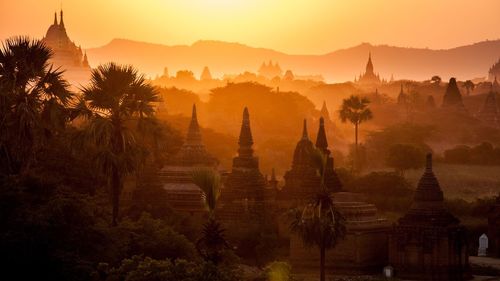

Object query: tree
[289,149,346,281]
[385,143,425,176]
[463,80,475,96]
[431,75,442,86]
[192,168,229,265]
[0,36,72,174]
[79,62,159,226]
[338,95,373,171]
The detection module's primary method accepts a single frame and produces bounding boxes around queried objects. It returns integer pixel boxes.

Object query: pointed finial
[238,107,254,149]
[243,107,249,121]
[315,117,329,153]
[301,119,309,140]
[426,153,433,172]
[60,9,64,27]
[54,12,58,25]
[192,103,198,121]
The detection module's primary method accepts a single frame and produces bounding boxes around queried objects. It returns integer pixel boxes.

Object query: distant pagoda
[356,52,381,85]
[258,60,283,79]
[389,154,470,280]
[489,58,500,82]
[159,104,218,215]
[280,118,342,202]
[476,87,499,127]
[397,84,408,106]
[442,78,467,112]
[42,10,91,85]
[320,101,331,122]
[218,107,275,222]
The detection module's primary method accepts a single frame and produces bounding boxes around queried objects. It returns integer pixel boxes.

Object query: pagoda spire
[366,52,374,74]
[301,119,309,140]
[238,107,254,157]
[186,104,202,145]
[59,9,64,28]
[413,153,444,204]
[54,12,58,25]
[320,100,330,121]
[315,117,329,154]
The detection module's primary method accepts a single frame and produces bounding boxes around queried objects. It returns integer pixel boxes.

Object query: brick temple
[159,104,218,216]
[389,154,470,280]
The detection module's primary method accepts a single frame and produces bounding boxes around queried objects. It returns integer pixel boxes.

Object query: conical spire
[59,10,64,27]
[315,117,329,154]
[366,52,374,74]
[301,119,309,140]
[238,107,254,157]
[320,101,330,121]
[414,153,443,203]
[54,12,58,25]
[186,104,202,145]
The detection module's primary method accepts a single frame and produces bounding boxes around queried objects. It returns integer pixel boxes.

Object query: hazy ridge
[87,38,500,82]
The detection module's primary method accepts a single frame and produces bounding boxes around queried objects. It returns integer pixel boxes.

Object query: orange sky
[1,0,499,54]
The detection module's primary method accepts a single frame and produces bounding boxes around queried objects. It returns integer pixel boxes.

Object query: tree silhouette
[289,149,346,281]
[463,80,475,96]
[78,62,158,226]
[338,95,373,171]
[0,36,72,174]
[431,75,442,86]
[192,168,229,265]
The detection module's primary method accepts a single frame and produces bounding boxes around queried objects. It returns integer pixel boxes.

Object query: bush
[385,143,426,175]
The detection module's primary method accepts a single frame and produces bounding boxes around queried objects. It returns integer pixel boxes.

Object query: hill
[86,38,500,82]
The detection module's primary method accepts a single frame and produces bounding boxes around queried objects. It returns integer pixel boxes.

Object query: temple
[397,84,407,106]
[356,53,381,85]
[159,104,218,215]
[488,194,500,257]
[217,107,276,222]
[258,60,283,79]
[389,154,470,280]
[42,10,91,85]
[280,118,342,202]
[320,101,331,122]
[488,59,500,82]
[477,86,499,127]
[284,119,390,274]
[442,78,467,112]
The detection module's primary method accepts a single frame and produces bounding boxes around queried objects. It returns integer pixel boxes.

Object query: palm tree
[463,80,475,96]
[338,95,373,171]
[0,36,72,174]
[289,149,346,281]
[192,168,228,265]
[79,62,159,226]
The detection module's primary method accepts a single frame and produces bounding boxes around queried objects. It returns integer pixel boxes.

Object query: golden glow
[1,0,499,54]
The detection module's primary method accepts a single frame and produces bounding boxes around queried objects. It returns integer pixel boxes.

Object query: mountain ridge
[87,38,500,82]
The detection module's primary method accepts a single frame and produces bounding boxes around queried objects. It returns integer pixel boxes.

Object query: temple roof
[292,120,315,168]
[477,88,499,126]
[442,78,466,110]
[399,154,459,226]
[315,117,329,155]
[320,101,331,121]
[170,104,217,167]
[237,107,254,157]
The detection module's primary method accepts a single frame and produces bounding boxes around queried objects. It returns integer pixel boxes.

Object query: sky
[1,0,499,54]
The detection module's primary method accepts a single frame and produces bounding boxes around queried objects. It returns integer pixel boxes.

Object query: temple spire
[186,104,202,145]
[301,119,309,140]
[315,117,329,154]
[425,153,433,172]
[54,12,58,25]
[238,107,254,157]
[59,9,64,27]
[366,52,374,74]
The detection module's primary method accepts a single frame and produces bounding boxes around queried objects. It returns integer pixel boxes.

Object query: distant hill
[87,39,500,82]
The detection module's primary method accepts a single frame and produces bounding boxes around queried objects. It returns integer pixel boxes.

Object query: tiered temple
[356,53,381,85]
[42,10,91,85]
[280,118,342,203]
[285,119,390,274]
[389,154,470,280]
[477,87,499,127]
[217,107,275,222]
[159,104,218,215]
